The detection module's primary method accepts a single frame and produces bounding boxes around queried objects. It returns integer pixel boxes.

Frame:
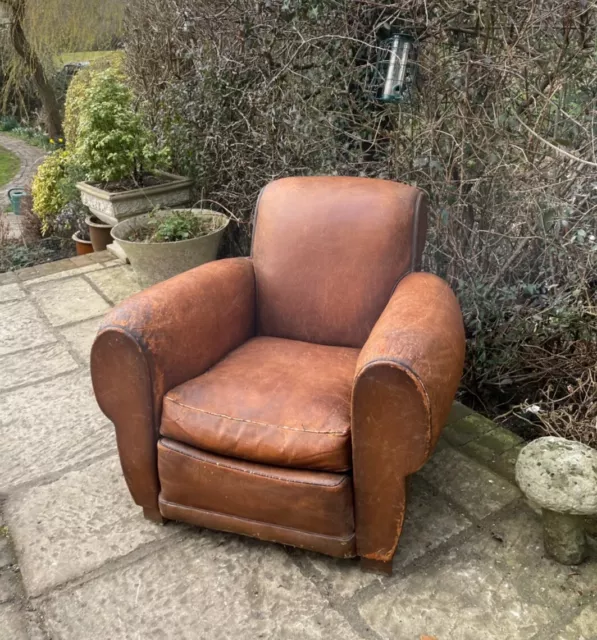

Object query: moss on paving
[0,146,20,188]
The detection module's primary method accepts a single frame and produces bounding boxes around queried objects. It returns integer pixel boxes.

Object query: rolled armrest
[90,257,256,509]
[352,272,465,561]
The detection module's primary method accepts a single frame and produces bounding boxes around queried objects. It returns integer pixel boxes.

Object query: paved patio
[0,253,596,640]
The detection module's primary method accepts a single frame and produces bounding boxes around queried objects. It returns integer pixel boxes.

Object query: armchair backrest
[251,176,427,348]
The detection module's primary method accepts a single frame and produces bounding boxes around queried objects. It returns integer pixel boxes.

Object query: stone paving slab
[0,568,19,604]
[5,455,183,597]
[555,604,597,640]
[0,271,17,285]
[86,265,142,304]
[0,536,11,570]
[0,283,25,303]
[0,603,29,640]
[0,342,78,392]
[360,506,597,640]
[418,445,521,519]
[0,372,113,491]
[21,262,102,287]
[0,299,56,356]
[443,411,497,446]
[299,476,473,600]
[0,513,19,607]
[0,603,44,640]
[28,276,110,326]
[446,401,476,426]
[58,316,103,361]
[41,533,363,640]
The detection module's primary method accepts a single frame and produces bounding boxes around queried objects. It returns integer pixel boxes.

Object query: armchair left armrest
[91,257,256,514]
[352,272,465,565]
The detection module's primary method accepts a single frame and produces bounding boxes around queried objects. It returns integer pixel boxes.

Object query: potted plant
[74,68,192,226]
[110,208,229,287]
[55,200,94,256]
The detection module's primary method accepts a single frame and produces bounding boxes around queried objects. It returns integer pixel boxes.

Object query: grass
[55,50,123,65]
[0,146,20,188]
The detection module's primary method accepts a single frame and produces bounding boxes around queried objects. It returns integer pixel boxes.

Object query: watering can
[7,187,28,215]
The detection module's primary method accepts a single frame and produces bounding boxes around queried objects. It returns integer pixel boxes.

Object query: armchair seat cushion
[160,336,359,472]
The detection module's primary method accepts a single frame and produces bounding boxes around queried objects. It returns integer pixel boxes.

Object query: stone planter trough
[76,171,193,226]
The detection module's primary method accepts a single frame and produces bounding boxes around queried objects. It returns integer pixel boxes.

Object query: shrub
[125,0,597,445]
[31,149,71,233]
[63,67,93,150]
[63,58,120,149]
[74,67,160,184]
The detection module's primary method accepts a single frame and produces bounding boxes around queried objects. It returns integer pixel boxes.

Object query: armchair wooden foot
[143,506,167,525]
[360,557,393,576]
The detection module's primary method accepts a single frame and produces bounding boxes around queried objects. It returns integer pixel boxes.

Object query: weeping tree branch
[1,0,62,137]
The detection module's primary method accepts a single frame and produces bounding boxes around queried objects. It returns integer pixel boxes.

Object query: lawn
[0,146,20,188]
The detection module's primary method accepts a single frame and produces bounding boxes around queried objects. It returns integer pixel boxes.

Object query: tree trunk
[6,0,63,138]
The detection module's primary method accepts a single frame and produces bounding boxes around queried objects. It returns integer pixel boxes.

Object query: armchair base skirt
[156,438,357,558]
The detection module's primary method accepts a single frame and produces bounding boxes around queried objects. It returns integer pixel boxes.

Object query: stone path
[0,253,596,639]
[0,133,46,239]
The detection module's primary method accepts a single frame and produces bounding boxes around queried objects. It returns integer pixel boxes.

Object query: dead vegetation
[124,0,597,445]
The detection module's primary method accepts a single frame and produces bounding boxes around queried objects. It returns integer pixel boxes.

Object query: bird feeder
[375,33,417,103]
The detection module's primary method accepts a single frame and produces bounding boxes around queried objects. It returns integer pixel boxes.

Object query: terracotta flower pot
[72,230,94,255]
[85,214,113,252]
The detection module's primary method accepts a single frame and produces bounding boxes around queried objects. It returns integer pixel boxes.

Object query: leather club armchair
[91,176,465,575]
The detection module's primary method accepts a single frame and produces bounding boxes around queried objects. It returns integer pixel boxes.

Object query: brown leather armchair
[91,176,465,575]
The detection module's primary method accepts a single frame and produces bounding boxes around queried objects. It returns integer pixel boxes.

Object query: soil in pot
[72,230,94,256]
[124,210,224,243]
[90,173,175,193]
[111,209,229,287]
[85,214,114,252]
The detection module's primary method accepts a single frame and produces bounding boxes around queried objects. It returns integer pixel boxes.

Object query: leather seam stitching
[160,441,349,487]
[163,396,351,436]
[410,191,422,272]
[159,498,356,542]
[390,190,420,296]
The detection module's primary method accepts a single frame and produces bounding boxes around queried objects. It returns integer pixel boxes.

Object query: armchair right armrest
[352,272,465,566]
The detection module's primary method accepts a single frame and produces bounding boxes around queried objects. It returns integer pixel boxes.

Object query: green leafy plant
[63,67,92,150]
[63,59,118,149]
[31,149,72,234]
[74,67,161,184]
[0,116,19,132]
